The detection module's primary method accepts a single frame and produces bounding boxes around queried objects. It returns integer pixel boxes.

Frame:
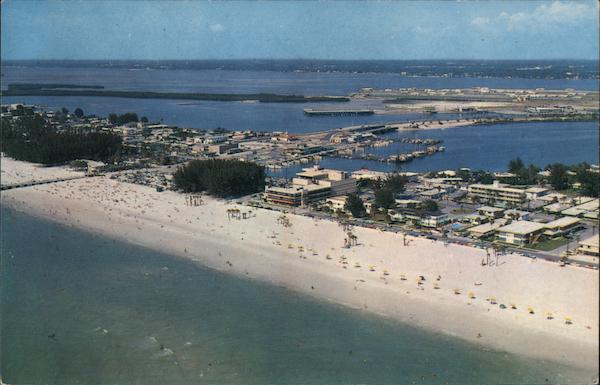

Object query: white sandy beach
[1,159,598,372]
[0,156,85,186]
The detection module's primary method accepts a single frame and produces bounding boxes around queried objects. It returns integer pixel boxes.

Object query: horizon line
[2,58,599,62]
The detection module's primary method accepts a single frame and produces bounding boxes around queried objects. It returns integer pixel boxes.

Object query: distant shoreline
[2,59,599,80]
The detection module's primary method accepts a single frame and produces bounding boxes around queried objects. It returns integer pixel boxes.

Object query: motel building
[326,195,348,212]
[496,221,547,246]
[542,217,582,238]
[468,181,526,205]
[577,236,600,257]
[265,166,357,207]
[477,206,505,219]
[264,186,303,206]
[467,219,508,239]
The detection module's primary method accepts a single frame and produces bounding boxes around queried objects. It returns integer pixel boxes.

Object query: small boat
[326,254,332,260]
[354,262,361,268]
[546,312,554,320]
[468,292,476,299]
[490,297,497,305]
[400,274,407,281]
[453,289,461,295]
[565,317,573,325]
[510,304,517,310]
[369,265,376,272]
[528,307,535,314]
[383,269,390,276]
[433,283,440,290]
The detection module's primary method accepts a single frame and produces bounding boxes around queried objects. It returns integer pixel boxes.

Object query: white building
[468,181,526,205]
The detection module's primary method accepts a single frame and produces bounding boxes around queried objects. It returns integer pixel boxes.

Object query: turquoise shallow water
[1,206,595,384]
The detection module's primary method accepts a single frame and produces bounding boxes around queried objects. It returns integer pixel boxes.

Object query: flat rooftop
[470,183,525,194]
[497,221,546,235]
[266,186,302,194]
[525,186,550,194]
[478,206,504,212]
[544,216,580,229]
[580,236,600,248]
[468,219,508,235]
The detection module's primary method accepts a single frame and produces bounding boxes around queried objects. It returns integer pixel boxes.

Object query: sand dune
[1,160,598,372]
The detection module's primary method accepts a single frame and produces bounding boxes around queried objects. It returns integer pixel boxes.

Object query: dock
[303,108,375,116]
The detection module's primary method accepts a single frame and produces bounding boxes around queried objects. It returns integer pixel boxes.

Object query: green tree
[108,112,139,125]
[374,188,395,211]
[173,159,265,198]
[61,107,69,115]
[548,163,570,190]
[420,199,439,213]
[344,193,366,218]
[0,115,121,164]
[140,116,149,123]
[384,172,407,194]
[508,157,525,174]
[74,107,84,118]
[574,166,599,197]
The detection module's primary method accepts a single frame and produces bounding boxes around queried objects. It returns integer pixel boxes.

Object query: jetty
[0,176,87,191]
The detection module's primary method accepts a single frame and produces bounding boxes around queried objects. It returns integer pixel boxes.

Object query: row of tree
[1,115,122,164]
[448,158,598,197]
[107,112,149,125]
[58,107,85,118]
[507,157,598,196]
[172,159,266,198]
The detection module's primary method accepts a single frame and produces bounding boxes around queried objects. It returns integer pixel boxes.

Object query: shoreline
[1,170,598,373]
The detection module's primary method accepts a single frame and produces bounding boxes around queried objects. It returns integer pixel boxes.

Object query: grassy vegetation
[527,237,570,251]
[451,208,473,215]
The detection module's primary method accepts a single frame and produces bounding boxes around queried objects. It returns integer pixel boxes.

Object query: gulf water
[1,206,595,384]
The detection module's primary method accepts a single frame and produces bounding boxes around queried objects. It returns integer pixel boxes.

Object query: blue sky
[1,0,598,60]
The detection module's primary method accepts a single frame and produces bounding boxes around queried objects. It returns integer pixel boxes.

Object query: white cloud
[471,16,490,28]
[536,1,594,23]
[209,23,225,32]
[473,1,596,31]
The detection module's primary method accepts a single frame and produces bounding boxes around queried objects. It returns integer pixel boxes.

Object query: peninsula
[3,84,350,103]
